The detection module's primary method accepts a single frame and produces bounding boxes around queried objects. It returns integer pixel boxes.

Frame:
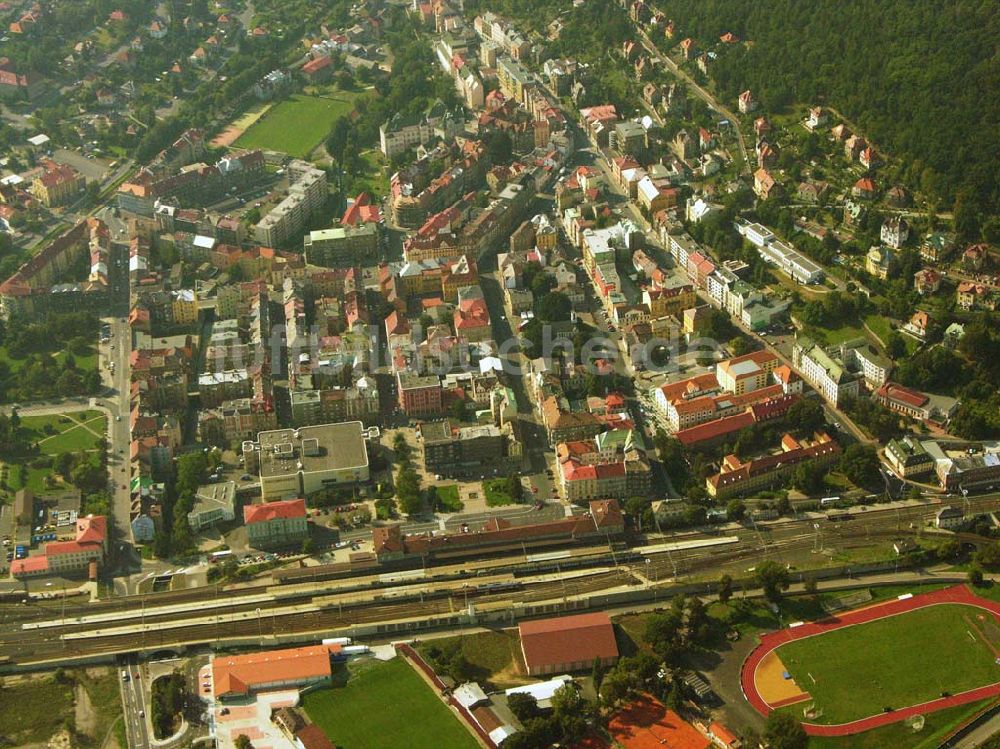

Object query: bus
[820,496,841,507]
[210,550,233,563]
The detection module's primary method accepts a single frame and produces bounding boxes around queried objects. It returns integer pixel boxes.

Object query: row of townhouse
[556,428,652,503]
[0,218,111,319]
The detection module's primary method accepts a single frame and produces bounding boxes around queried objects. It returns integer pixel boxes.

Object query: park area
[21,410,107,455]
[234,93,359,158]
[302,657,479,749]
[0,410,107,496]
[742,585,1000,735]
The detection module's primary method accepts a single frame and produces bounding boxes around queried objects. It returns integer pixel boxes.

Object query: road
[120,654,151,749]
[633,25,750,175]
[99,233,134,546]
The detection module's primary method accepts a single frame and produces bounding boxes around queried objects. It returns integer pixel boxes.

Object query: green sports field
[302,658,479,749]
[776,604,1000,724]
[234,93,358,158]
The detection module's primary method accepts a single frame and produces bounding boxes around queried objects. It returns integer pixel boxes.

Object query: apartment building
[31,160,85,207]
[397,373,444,416]
[255,161,328,247]
[304,224,379,267]
[244,498,309,548]
[707,433,841,500]
[420,419,522,477]
[792,336,861,407]
[715,350,779,395]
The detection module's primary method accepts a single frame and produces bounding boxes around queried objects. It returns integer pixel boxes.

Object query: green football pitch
[776,604,1000,724]
[302,657,479,749]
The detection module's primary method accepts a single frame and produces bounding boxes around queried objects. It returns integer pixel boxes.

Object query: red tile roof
[302,55,332,75]
[243,498,307,524]
[675,411,754,447]
[295,725,335,749]
[519,612,618,672]
[10,555,49,575]
[876,381,928,409]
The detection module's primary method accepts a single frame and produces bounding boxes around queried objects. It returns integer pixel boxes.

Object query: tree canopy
[664,0,1000,223]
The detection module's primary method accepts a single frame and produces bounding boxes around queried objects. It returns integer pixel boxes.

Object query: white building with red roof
[244,498,308,548]
[12,515,108,578]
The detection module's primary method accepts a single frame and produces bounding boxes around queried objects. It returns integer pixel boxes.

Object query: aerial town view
[0,1,997,748]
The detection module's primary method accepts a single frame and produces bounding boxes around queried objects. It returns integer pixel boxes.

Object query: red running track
[739,584,1000,736]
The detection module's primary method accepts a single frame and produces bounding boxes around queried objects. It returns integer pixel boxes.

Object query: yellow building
[171,289,199,325]
[866,245,894,280]
[31,162,85,208]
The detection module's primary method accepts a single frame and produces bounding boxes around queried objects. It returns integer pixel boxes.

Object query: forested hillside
[661,0,1000,227]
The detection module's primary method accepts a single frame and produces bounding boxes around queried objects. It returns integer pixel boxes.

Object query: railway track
[3,498,995,666]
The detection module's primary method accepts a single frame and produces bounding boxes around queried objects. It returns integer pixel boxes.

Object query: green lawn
[349,149,389,197]
[483,478,519,507]
[1,410,106,497]
[302,658,479,749]
[0,343,96,377]
[235,92,359,158]
[20,411,107,455]
[863,315,919,355]
[434,484,463,513]
[808,698,995,749]
[798,322,866,346]
[776,604,1000,724]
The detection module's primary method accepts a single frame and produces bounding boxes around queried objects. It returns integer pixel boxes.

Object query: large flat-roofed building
[188,481,236,530]
[715,350,779,395]
[519,612,619,676]
[212,643,341,700]
[243,421,375,500]
[304,224,379,267]
[757,239,824,285]
[420,419,523,478]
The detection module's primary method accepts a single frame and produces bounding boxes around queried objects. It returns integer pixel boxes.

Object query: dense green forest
[660,0,1000,227]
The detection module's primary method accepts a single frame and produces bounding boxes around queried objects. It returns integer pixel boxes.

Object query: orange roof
[212,644,339,698]
[243,498,306,524]
[607,696,710,749]
[709,722,739,747]
[657,373,718,404]
[773,364,798,384]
